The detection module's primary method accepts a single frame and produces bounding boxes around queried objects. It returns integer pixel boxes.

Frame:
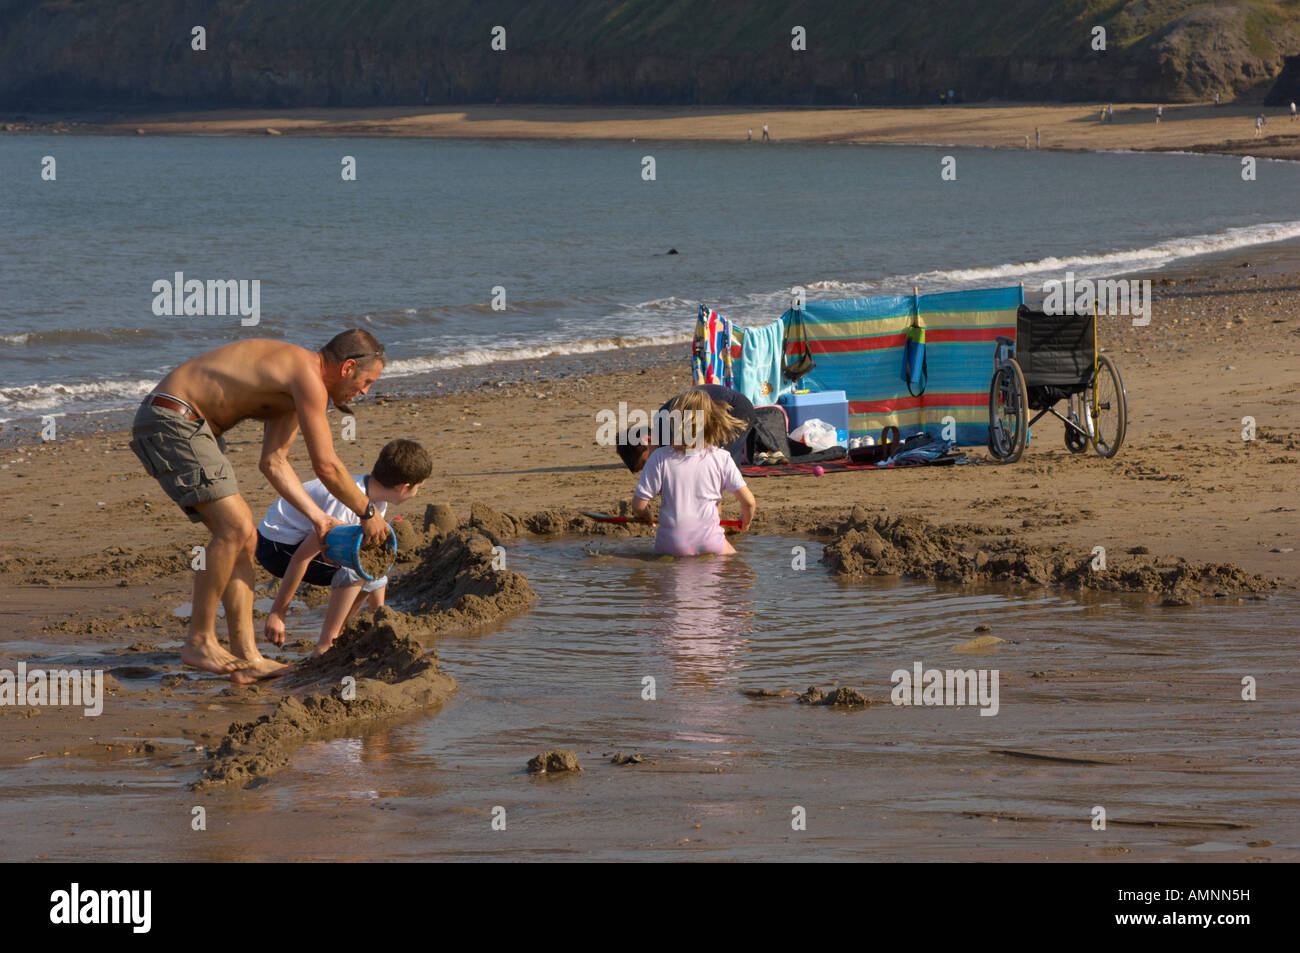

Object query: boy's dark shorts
[255,533,388,592]
[130,399,240,523]
[255,533,339,588]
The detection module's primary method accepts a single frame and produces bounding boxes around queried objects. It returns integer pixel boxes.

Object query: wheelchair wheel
[987,358,1028,463]
[1086,355,1127,458]
[1064,399,1090,453]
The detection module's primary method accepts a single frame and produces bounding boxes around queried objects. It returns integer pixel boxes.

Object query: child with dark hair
[631,388,756,556]
[257,439,432,655]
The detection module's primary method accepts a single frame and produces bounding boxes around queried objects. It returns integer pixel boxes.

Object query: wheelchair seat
[1016,305,1094,389]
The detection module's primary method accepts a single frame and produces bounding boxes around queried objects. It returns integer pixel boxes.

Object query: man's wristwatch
[360,501,376,520]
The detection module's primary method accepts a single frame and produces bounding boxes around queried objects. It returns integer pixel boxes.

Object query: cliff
[2,0,1298,110]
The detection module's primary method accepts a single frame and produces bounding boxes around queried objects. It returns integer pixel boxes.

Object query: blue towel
[736,318,786,406]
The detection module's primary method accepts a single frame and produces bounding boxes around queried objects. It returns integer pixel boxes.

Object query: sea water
[2,136,1299,423]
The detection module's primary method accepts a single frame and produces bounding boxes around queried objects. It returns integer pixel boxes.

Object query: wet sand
[16,102,1300,161]
[5,537,1296,861]
[0,258,1297,859]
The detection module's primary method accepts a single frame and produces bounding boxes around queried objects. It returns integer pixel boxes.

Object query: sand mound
[389,528,536,638]
[421,503,459,537]
[521,509,588,535]
[391,517,423,560]
[527,750,581,773]
[404,503,659,543]
[192,527,536,789]
[797,685,873,707]
[468,503,520,543]
[192,609,455,791]
[823,513,1277,599]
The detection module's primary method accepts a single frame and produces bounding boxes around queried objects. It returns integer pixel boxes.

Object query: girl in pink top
[631,388,757,555]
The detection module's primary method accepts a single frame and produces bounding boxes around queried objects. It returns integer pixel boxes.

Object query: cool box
[778,390,850,447]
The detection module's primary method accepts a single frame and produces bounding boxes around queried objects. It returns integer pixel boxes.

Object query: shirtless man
[130,329,390,682]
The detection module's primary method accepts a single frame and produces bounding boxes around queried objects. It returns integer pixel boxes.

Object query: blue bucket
[322,523,396,580]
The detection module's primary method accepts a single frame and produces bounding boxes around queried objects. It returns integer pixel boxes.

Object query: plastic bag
[788,418,838,452]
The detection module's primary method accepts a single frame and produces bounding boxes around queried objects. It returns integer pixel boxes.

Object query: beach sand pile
[192,609,455,790]
[193,523,535,788]
[388,524,537,638]
[527,750,581,774]
[823,508,1278,601]
[796,685,875,707]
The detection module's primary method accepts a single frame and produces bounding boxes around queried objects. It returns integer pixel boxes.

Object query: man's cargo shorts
[130,399,240,523]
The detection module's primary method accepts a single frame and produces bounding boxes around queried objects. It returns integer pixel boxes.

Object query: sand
[189,523,537,788]
[0,256,1296,803]
[388,526,537,638]
[527,750,581,774]
[797,685,875,707]
[822,511,1278,600]
[20,102,1300,161]
[193,609,455,791]
[357,540,395,580]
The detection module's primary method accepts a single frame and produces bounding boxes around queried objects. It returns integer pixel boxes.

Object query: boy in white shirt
[256,439,431,655]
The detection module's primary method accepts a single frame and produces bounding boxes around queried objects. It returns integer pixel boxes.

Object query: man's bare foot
[306,643,333,659]
[228,655,293,684]
[181,641,254,675]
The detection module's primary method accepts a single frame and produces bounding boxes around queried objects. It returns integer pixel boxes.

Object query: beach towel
[735,317,786,405]
[782,308,816,382]
[692,305,737,388]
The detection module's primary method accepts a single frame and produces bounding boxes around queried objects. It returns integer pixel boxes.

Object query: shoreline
[6,102,1300,161]
[5,233,1300,447]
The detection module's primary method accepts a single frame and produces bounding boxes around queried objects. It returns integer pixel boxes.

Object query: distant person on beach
[1106,104,1113,122]
[259,439,430,656]
[1035,127,1040,148]
[1255,114,1266,137]
[747,128,752,140]
[1214,92,1220,106]
[762,124,770,141]
[617,384,756,473]
[630,388,756,556]
[129,329,389,681]
[1291,101,1297,122]
[1155,105,1162,124]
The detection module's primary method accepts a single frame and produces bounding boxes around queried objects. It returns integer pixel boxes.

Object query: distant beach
[11,102,1300,161]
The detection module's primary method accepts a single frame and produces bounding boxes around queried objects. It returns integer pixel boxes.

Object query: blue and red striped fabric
[752,287,1020,447]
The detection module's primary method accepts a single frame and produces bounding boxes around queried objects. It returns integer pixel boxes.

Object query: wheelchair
[988,304,1127,464]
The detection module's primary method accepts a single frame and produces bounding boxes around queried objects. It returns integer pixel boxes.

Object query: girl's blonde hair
[664,387,747,452]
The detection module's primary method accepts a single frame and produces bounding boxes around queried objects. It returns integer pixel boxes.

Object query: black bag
[747,405,793,461]
[789,443,848,464]
[782,309,816,382]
